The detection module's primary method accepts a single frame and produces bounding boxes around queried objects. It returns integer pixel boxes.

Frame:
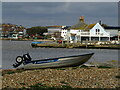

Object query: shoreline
[1,66,119,75]
[0,38,53,41]
[1,38,120,49]
[1,59,119,71]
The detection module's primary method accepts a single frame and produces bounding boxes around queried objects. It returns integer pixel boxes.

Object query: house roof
[62,26,71,30]
[71,20,87,30]
[70,16,120,31]
[46,25,62,28]
[104,26,120,30]
[84,23,96,30]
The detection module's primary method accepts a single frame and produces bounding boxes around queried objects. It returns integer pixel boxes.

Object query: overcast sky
[2,0,120,2]
[2,2,118,28]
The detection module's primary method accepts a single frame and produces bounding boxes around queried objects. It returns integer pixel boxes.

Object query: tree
[26,26,48,36]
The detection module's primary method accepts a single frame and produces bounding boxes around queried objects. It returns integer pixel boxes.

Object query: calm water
[1,40,118,69]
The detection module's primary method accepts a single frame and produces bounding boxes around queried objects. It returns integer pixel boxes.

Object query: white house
[104,27,119,37]
[90,23,110,37]
[61,28,67,40]
[86,22,110,41]
[61,16,120,42]
[61,22,111,42]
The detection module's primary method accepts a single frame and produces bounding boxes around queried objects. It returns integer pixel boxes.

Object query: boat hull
[22,53,94,69]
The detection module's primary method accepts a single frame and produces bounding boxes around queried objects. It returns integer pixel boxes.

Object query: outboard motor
[13,56,23,68]
[13,53,32,68]
[23,53,32,62]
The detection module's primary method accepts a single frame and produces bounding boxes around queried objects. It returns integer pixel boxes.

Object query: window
[96,29,100,35]
[96,29,97,32]
[98,29,100,32]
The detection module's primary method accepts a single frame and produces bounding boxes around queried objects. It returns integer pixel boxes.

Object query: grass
[60,81,72,89]
[2,69,25,76]
[5,71,15,75]
[72,66,79,69]
[60,81,69,85]
[28,83,72,89]
[56,68,66,70]
[61,85,72,88]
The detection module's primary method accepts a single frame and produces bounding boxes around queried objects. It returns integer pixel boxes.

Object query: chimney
[79,16,84,22]
[99,20,102,25]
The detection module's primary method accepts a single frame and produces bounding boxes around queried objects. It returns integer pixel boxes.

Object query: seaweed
[97,66,112,69]
[115,76,120,78]
[2,69,25,76]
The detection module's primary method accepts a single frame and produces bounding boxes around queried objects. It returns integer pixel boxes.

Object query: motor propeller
[13,53,32,68]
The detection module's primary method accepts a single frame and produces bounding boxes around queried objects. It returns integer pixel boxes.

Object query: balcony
[76,32,110,37]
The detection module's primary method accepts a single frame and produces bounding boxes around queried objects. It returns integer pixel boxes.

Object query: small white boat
[13,53,94,70]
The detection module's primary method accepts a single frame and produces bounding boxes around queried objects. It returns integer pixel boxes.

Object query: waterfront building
[46,25,62,34]
[75,22,110,41]
[61,16,119,42]
[46,25,62,40]
[104,26,120,40]
[1,23,25,38]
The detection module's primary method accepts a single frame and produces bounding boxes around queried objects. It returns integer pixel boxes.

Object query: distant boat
[31,41,43,47]
[13,53,94,70]
[31,41,43,44]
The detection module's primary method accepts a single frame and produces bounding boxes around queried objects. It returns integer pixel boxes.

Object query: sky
[2,2,118,28]
[1,0,120,2]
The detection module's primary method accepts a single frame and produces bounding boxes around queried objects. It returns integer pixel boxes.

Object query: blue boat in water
[31,41,43,47]
[13,53,94,70]
[31,41,43,44]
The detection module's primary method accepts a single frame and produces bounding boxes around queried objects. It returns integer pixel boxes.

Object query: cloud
[18,2,71,14]
[2,0,120,2]
[2,2,118,27]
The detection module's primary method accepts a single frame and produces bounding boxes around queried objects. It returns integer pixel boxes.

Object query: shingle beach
[1,67,119,89]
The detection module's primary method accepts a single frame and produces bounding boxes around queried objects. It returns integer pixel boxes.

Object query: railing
[77,32,90,36]
[77,32,110,37]
[81,32,90,35]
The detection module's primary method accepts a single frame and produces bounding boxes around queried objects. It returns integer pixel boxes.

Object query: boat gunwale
[28,53,94,63]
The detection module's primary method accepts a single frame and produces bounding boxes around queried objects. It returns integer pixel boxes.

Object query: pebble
[2,67,119,89]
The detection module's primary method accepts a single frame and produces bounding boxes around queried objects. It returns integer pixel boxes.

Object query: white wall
[61,29,67,40]
[90,23,110,37]
[48,28,61,34]
[70,29,80,34]
[61,23,111,41]
[105,29,118,37]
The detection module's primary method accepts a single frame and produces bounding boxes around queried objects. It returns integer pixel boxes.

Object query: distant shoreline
[0,38,54,41]
[0,38,33,41]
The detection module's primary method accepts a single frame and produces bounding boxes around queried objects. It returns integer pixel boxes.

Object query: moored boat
[13,53,94,69]
[31,41,43,47]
